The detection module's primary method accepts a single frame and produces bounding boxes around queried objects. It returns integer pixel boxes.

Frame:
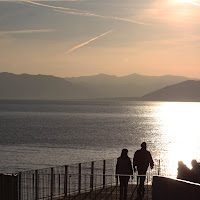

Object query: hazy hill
[65,73,192,98]
[0,72,197,100]
[0,72,96,100]
[141,80,200,101]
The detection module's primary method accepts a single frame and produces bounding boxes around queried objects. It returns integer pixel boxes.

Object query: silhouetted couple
[116,142,154,200]
[177,160,200,183]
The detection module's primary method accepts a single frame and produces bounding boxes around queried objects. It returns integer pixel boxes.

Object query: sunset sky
[0,0,200,78]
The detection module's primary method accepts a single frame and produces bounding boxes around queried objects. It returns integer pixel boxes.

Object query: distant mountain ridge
[0,72,198,100]
[65,73,193,98]
[0,72,96,100]
[141,80,200,101]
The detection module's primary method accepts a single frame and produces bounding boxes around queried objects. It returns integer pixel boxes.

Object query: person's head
[178,161,184,167]
[121,148,128,158]
[191,159,198,168]
[141,142,147,150]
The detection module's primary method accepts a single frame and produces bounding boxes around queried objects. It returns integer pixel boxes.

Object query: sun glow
[157,102,200,177]
[149,0,199,27]
[173,0,196,17]
[175,0,200,6]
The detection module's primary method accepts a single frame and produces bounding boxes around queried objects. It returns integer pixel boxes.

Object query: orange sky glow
[0,0,199,78]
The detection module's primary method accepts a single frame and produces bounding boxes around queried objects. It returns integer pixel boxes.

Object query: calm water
[1,100,200,177]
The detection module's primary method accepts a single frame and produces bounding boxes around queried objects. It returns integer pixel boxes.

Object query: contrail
[21,1,149,26]
[22,1,90,13]
[65,30,113,54]
[54,9,148,26]
[184,0,200,6]
[0,29,54,36]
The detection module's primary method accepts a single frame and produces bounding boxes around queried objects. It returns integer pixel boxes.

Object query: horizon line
[0,71,197,79]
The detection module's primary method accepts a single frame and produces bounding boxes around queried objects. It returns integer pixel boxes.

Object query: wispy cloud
[55,9,149,26]
[65,30,113,54]
[17,1,36,6]
[22,1,89,13]
[4,0,83,1]
[0,29,55,36]
[184,0,200,6]
[21,1,149,26]
[137,34,200,48]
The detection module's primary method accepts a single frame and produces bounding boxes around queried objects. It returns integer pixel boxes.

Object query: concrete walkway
[60,184,152,200]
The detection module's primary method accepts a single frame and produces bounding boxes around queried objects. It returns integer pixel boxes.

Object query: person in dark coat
[191,159,200,183]
[177,161,191,181]
[116,149,133,200]
[133,142,154,196]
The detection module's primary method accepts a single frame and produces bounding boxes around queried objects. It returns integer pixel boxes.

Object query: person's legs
[137,170,146,196]
[119,176,125,200]
[137,175,142,196]
[140,176,146,195]
[123,177,129,200]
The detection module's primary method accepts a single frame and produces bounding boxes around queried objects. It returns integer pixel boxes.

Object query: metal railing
[1,158,162,200]
[17,159,116,200]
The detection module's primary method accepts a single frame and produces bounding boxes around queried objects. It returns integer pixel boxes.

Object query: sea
[1,100,200,178]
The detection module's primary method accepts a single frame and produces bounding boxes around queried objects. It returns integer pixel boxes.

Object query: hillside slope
[141,80,200,101]
[0,72,95,100]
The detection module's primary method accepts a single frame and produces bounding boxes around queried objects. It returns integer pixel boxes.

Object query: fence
[19,159,116,200]
[1,158,162,200]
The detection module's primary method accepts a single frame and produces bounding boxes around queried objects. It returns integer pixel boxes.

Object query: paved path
[59,184,152,200]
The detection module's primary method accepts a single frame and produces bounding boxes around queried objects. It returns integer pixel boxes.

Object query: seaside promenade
[60,184,152,200]
[2,158,200,200]
[0,158,156,200]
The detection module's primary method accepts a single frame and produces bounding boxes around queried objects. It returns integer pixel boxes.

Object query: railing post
[18,172,21,200]
[64,165,68,197]
[103,160,106,188]
[78,163,81,193]
[32,174,35,199]
[35,170,38,200]
[90,161,94,191]
[158,159,160,175]
[58,174,61,197]
[51,168,54,200]
[0,174,18,200]
[0,174,3,200]
[13,174,18,200]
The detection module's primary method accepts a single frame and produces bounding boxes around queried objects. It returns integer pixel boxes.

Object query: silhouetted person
[191,159,200,183]
[177,161,191,181]
[116,149,133,200]
[133,142,154,197]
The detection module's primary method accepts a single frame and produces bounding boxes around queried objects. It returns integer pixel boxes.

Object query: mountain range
[0,72,94,100]
[65,73,192,98]
[0,72,199,101]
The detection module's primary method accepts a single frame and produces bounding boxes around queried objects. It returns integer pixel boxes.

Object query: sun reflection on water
[155,102,200,178]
